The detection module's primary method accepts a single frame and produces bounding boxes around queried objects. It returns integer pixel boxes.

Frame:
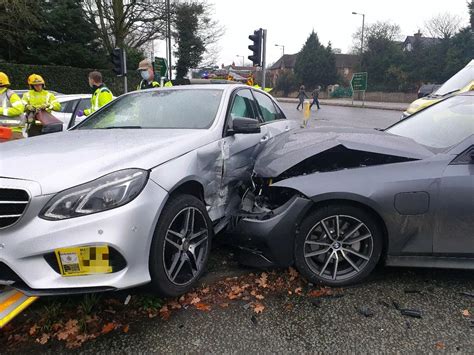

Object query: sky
[153,0,470,67]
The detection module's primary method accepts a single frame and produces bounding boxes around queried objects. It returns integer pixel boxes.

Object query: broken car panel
[227,93,474,286]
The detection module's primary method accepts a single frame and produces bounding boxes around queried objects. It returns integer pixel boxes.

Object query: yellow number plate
[55,245,112,276]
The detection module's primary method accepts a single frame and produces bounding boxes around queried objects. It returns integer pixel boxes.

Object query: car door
[55,99,79,130]
[434,141,474,255]
[220,88,267,196]
[69,98,90,128]
[252,90,295,142]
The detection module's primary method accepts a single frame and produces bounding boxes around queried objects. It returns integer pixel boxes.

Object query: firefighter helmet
[0,72,10,86]
[28,74,45,86]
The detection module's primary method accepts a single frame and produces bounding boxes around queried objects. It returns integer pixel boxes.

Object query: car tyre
[149,194,213,297]
[294,204,383,287]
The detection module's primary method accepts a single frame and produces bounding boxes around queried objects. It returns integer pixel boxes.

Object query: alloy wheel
[163,207,209,286]
[303,214,374,282]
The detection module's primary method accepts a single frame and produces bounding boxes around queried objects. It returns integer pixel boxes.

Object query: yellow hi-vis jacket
[0,87,25,133]
[84,85,113,116]
[22,89,61,112]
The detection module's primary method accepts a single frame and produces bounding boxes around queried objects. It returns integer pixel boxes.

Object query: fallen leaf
[462,309,471,317]
[256,273,268,288]
[101,322,116,334]
[285,303,294,311]
[294,287,303,295]
[56,319,79,341]
[194,303,211,311]
[435,341,445,350]
[159,305,170,320]
[168,301,182,310]
[190,296,201,305]
[253,303,265,314]
[123,324,130,333]
[288,267,299,281]
[201,287,210,294]
[308,287,332,298]
[29,324,38,336]
[219,303,229,308]
[36,333,50,345]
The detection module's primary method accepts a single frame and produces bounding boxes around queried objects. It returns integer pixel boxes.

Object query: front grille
[0,188,29,228]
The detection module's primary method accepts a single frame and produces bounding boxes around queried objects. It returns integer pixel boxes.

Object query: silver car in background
[0,85,297,297]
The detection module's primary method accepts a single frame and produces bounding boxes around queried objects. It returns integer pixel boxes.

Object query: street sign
[154,57,168,78]
[351,72,368,91]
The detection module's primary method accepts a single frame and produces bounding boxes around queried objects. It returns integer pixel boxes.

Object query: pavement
[277,97,409,111]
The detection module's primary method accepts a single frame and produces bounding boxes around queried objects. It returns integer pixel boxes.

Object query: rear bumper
[226,196,313,268]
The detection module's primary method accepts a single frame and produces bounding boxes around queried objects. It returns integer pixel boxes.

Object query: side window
[76,99,90,113]
[451,146,474,165]
[229,89,257,120]
[253,91,283,122]
[59,100,77,113]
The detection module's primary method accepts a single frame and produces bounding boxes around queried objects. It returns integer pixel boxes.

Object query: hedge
[0,63,141,95]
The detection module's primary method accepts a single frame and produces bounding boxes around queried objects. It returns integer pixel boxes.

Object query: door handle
[260,135,269,142]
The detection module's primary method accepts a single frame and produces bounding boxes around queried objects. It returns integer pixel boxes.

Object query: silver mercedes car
[0,84,297,297]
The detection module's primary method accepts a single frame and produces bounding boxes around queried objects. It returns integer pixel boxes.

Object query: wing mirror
[228,117,261,135]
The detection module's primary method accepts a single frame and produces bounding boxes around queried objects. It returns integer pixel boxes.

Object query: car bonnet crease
[253,126,435,178]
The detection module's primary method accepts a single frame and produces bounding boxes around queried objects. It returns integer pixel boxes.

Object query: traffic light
[248,29,263,66]
[111,48,126,76]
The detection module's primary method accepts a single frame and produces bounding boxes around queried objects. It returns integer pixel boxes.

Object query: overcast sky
[153,0,470,67]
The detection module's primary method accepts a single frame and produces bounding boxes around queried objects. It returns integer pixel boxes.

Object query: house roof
[403,35,441,48]
[269,54,298,70]
[270,53,360,70]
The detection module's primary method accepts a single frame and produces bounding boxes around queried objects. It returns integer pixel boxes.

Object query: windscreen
[76,89,223,130]
[434,62,474,96]
[387,95,474,149]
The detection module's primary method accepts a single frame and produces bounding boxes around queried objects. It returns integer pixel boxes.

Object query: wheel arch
[168,178,205,202]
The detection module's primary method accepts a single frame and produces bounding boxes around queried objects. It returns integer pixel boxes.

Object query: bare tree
[351,21,402,53]
[424,12,462,39]
[83,0,168,52]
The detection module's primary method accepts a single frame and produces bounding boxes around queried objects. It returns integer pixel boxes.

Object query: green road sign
[154,57,168,77]
[351,72,368,91]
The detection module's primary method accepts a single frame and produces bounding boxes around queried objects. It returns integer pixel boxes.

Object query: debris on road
[460,291,474,298]
[357,306,375,318]
[400,309,423,318]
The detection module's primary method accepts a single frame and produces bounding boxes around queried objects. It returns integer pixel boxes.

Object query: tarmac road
[73,265,474,354]
[279,101,403,129]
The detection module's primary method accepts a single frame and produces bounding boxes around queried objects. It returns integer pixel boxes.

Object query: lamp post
[352,11,365,68]
[236,55,245,67]
[274,44,285,56]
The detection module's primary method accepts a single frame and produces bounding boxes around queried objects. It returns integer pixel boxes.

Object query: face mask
[141,71,151,81]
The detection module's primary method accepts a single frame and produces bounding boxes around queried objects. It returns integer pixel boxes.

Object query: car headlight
[40,169,149,220]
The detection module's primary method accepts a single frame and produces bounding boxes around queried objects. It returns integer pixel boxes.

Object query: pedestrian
[310,86,321,110]
[79,71,113,116]
[22,74,61,113]
[137,59,172,90]
[296,85,308,110]
[0,72,26,139]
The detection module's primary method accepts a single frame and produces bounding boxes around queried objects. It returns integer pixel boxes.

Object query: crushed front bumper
[0,177,168,295]
[226,196,313,268]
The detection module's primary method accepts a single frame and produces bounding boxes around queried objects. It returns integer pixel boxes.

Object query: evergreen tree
[173,2,206,79]
[294,31,337,88]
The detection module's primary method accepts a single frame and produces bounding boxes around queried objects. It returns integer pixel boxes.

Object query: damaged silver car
[227,92,474,286]
[0,85,297,297]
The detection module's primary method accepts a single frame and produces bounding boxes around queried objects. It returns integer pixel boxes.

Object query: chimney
[414,30,422,39]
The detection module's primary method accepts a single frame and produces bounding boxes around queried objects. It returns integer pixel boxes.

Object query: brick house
[268,53,360,86]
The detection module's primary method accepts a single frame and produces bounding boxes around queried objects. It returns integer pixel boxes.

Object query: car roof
[131,84,260,96]
[56,94,91,101]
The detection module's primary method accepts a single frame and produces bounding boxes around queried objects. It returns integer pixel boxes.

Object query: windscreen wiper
[102,126,142,129]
